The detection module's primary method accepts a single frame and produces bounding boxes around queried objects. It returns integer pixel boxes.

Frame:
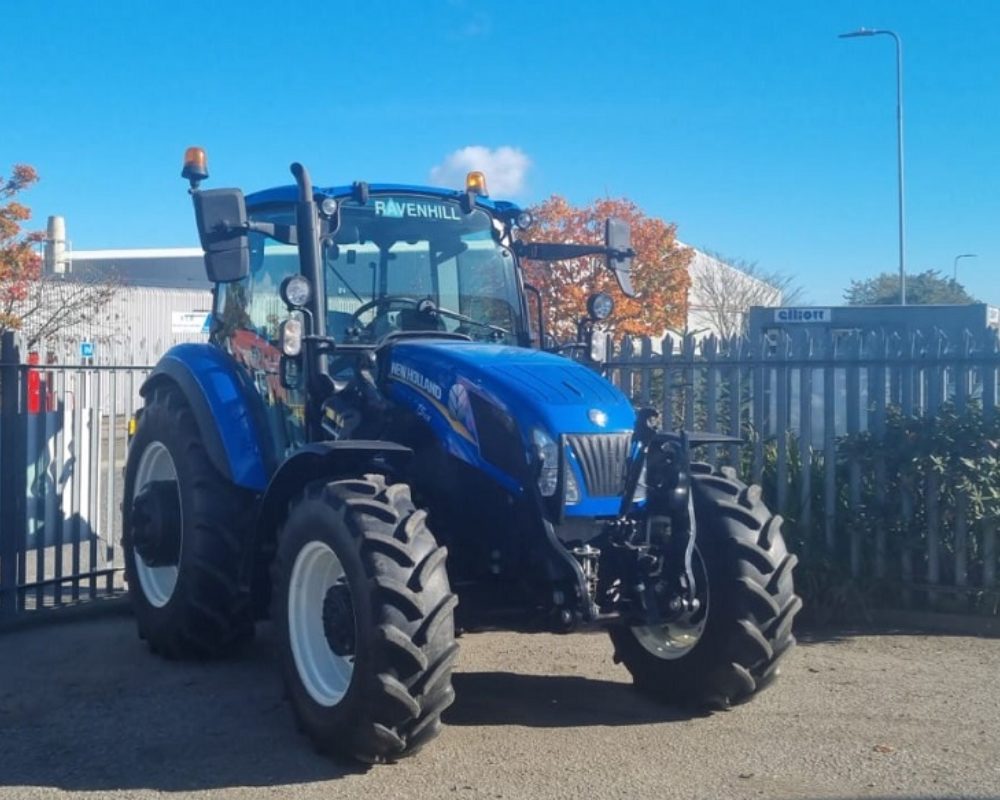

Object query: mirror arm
[513,241,612,261]
[245,221,298,245]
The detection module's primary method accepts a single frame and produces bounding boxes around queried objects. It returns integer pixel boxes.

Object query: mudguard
[246,440,413,609]
[140,343,273,491]
[256,440,412,541]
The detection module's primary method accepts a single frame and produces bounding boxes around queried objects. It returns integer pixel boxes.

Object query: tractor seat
[396,308,446,332]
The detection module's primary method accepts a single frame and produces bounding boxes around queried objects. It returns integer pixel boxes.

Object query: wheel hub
[132,480,181,567]
[632,547,710,660]
[322,583,356,657]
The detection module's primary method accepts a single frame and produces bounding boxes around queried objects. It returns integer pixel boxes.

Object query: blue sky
[4,0,999,305]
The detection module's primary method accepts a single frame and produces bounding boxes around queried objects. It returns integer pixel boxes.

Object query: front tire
[273,475,458,763]
[610,463,801,708]
[122,384,255,658]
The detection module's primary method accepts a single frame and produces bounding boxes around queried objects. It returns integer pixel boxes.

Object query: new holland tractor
[122,147,800,763]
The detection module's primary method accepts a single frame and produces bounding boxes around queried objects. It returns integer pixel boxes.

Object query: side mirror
[192,188,250,283]
[605,218,635,297]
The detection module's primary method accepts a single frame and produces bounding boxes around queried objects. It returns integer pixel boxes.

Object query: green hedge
[739,404,1000,623]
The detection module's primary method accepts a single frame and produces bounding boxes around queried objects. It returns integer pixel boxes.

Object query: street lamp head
[839,28,876,38]
[952,253,978,282]
[839,28,899,42]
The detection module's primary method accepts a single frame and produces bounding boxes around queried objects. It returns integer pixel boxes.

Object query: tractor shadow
[0,615,708,794]
[446,671,701,728]
[0,616,366,793]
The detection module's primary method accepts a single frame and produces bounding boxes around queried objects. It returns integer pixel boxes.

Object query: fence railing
[4,325,1000,620]
[603,327,1000,613]
[0,332,148,621]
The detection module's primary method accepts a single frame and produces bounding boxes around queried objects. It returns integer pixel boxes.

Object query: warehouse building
[31,216,212,365]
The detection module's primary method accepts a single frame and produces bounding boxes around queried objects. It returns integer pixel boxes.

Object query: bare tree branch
[3,272,121,351]
[687,250,802,339]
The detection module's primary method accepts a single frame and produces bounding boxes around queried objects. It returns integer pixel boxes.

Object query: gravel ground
[1,611,998,800]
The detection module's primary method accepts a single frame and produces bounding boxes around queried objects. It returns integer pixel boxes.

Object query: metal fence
[0,332,148,621]
[603,327,1000,611]
[4,324,1000,621]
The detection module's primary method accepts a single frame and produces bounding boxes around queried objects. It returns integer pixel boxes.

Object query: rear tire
[123,384,255,658]
[610,463,801,708]
[273,475,458,763]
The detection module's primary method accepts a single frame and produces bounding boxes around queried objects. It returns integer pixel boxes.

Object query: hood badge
[588,409,608,427]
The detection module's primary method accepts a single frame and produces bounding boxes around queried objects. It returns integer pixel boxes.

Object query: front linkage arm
[609,411,741,626]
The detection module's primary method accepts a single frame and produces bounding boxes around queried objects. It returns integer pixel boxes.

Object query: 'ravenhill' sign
[774,308,831,324]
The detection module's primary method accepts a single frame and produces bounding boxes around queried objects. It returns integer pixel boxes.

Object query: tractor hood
[381,339,635,441]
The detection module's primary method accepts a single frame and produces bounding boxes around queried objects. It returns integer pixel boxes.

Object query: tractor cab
[185,148,636,455]
[244,187,528,348]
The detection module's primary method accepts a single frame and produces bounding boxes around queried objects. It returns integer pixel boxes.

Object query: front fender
[246,441,413,612]
[141,343,273,491]
[256,440,413,541]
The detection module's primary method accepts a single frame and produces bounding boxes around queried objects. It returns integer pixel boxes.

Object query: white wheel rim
[132,441,181,608]
[288,540,355,707]
[632,549,710,660]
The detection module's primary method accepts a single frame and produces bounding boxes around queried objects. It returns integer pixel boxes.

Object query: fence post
[822,329,837,551]
[794,329,813,549]
[775,330,790,517]
[704,335,718,465]
[868,330,888,580]
[844,331,863,579]
[0,332,25,621]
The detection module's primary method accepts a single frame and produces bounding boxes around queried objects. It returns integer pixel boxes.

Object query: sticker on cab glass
[375,198,461,221]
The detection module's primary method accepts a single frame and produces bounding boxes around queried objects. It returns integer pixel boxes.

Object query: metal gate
[0,332,150,621]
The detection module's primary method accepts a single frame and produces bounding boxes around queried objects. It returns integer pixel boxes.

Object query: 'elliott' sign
[773,308,831,323]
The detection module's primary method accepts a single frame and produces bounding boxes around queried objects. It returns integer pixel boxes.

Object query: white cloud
[429,146,531,196]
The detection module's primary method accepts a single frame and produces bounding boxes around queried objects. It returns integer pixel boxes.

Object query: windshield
[324,196,522,345]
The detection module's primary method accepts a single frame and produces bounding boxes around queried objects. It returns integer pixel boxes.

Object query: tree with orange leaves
[519,195,691,340]
[0,165,44,329]
[0,164,116,349]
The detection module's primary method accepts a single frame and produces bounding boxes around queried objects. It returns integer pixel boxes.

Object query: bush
[737,404,1000,622]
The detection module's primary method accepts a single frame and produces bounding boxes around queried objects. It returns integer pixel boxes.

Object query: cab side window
[213,207,305,456]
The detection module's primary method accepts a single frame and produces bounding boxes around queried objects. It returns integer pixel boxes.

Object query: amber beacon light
[465,171,488,196]
[181,146,209,188]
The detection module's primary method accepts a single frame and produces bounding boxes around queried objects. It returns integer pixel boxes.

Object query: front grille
[565,433,631,497]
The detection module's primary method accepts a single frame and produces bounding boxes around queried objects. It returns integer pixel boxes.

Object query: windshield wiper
[326,261,366,305]
[433,305,510,338]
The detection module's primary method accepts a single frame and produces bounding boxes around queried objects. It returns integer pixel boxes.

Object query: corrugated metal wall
[24,287,213,366]
[21,287,213,413]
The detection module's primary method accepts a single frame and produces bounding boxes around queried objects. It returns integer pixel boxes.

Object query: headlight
[280,317,304,356]
[280,275,312,309]
[565,464,581,504]
[586,292,614,321]
[532,428,559,497]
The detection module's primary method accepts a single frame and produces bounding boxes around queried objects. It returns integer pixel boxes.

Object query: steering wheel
[350,295,425,324]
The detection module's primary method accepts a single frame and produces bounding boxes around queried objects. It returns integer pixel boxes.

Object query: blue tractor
[123,148,800,763]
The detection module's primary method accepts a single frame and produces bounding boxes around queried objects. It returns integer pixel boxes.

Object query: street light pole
[840,28,907,305]
[953,253,977,282]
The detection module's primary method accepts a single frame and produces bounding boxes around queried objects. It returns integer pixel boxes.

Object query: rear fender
[140,344,273,492]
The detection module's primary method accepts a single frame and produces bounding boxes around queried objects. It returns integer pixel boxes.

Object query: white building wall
[685,247,782,339]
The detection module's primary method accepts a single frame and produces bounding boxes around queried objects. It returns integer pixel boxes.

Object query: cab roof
[246,183,521,216]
